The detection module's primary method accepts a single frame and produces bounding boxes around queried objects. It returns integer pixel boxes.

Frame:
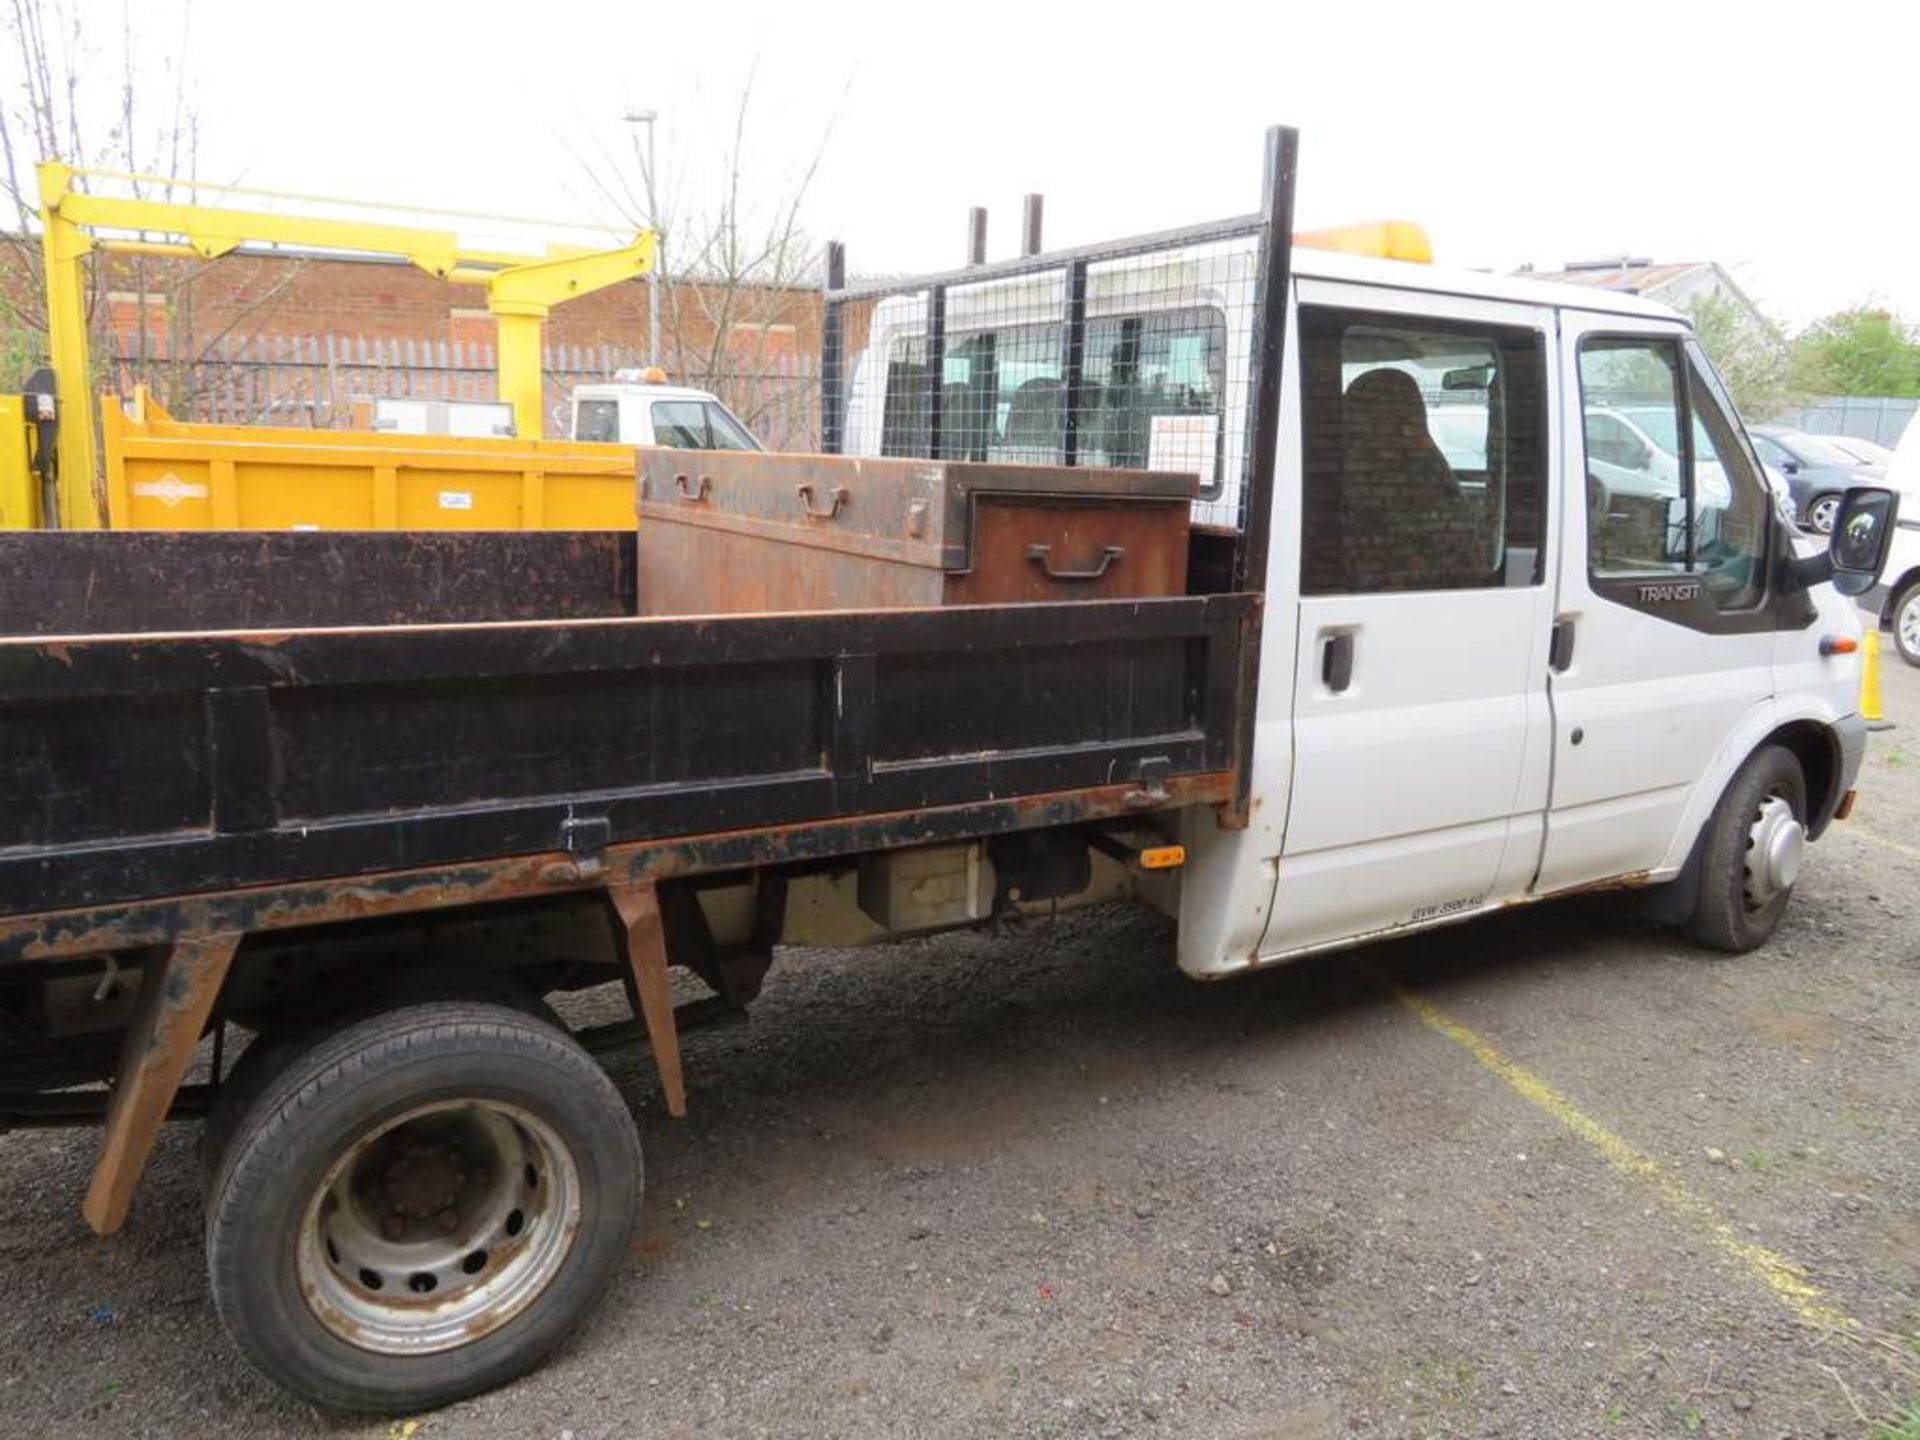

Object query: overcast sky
[36,0,1920,329]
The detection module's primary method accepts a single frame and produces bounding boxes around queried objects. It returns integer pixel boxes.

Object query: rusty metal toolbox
[634,451,1195,614]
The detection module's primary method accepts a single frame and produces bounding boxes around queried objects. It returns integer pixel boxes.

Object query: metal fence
[1775,395,1917,448]
[819,129,1294,545]
[107,333,821,450]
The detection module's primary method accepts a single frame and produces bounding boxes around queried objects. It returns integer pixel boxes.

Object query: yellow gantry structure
[34,162,655,528]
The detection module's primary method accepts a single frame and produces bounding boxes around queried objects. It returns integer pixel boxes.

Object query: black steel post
[1226,124,1298,828]
[1060,258,1088,467]
[926,284,947,460]
[820,241,846,455]
[1235,125,1297,592]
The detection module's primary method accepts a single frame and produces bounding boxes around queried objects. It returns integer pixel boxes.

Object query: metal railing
[108,333,820,450]
[818,125,1296,564]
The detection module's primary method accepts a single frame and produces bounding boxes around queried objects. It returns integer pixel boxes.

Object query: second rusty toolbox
[634,451,1195,613]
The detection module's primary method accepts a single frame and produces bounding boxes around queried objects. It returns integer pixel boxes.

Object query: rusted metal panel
[0,531,637,636]
[635,451,1192,613]
[0,773,1232,965]
[82,931,240,1235]
[0,596,1250,918]
[606,881,686,1118]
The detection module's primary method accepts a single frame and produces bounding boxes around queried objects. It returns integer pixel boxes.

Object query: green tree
[1684,291,1789,418]
[1788,306,1920,398]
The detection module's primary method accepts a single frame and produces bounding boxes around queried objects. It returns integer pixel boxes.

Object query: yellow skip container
[102,388,636,531]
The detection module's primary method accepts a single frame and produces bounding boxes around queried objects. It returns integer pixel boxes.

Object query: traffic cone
[1862,629,1891,729]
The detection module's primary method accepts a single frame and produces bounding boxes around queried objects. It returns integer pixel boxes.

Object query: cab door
[1259,284,1558,957]
[1537,317,1787,890]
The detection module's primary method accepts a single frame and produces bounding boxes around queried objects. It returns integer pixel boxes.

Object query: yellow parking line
[1392,986,1858,1335]
[1838,824,1920,864]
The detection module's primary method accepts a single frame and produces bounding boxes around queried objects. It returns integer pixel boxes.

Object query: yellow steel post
[0,395,35,528]
[493,307,548,440]
[1861,630,1885,724]
[37,162,102,528]
[486,234,655,441]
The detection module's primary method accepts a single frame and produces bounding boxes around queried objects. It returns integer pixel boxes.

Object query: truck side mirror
[1828,485,1896,596]
[1781,485,1896,596]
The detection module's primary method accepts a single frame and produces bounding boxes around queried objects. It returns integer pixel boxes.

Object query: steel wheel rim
[297,1100,583,1356]
[1900,595,1920,657]
[1742,792,1804,912]
[1807,495,1839,534]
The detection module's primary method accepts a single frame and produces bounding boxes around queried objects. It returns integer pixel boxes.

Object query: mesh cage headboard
[820,128,1296,546]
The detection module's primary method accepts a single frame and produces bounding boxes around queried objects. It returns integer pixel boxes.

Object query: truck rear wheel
[205,1000,642,1413]
[1683,744,1807,954]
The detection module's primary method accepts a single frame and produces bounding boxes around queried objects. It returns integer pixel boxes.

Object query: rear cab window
[1298,306,1548,595]
[880,307,1229,496]
[574,397,620,443]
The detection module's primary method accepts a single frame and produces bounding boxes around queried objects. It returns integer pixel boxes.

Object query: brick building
[0,244,824,446]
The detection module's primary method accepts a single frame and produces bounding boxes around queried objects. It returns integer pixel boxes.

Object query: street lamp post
[623,109,660,367]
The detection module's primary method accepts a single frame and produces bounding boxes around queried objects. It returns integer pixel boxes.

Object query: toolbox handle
[1026,542,1126,582]
[795,482,851,520]
[673,473,712,503]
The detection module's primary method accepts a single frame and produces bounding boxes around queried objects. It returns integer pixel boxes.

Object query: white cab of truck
[844,242,1888,978]
[569,369,763,451]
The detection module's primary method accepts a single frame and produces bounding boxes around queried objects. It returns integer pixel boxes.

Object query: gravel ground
[2,648,1916,1439]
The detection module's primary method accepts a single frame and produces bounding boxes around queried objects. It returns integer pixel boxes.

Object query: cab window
[1078,307,1228,495]
[704,403,761,451]
[878,305,1228,494]
[1578,337,1767,610]
[574,398,620,443]
[1299,307,1547,595]
[650,401,708,448]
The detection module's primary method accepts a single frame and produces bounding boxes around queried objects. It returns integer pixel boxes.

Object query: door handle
[1026,542,1126,581]
[795,482,850,519]
[1321,631,1354,693]
[1549,617,1576,673]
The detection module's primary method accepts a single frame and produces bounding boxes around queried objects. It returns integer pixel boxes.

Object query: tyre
[1892,578,1920,668]
[1683,744,1808,954]
[200,979,557,1185]
[1803,491,1841,535]
[206,1000,642,1413]
[200,1017,329,1185]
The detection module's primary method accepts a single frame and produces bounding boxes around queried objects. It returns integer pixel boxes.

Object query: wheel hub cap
[1744,794,1804,909]
[1900,596,1920,655]
[298,1101,582,1356]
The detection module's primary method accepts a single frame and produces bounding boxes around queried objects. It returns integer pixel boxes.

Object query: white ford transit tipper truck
[0,127,1895,1413]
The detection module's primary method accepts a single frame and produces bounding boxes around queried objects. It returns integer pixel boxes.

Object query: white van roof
[1292,247,1686,325]
[572,381,723,406]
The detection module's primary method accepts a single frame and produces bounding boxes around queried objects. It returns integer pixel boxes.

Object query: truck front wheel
[205,1000,642,1413]
[1891,578,1920,667]
[1683,744,1808,954]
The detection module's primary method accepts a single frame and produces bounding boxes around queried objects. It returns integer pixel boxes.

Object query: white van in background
[569,369,763,451]
[1867,409,1920,663]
